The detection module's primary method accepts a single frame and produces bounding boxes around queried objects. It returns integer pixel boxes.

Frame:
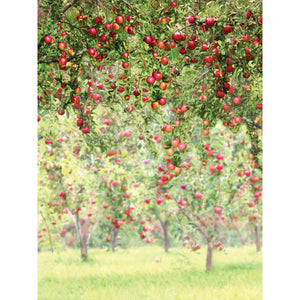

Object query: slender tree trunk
[255,224,261,252]
[162,222,169,252]
[112,227,119,251]
[206,242,213,271]
[80,218,89,260]
[159,218,169,252]
[80,238,88,260]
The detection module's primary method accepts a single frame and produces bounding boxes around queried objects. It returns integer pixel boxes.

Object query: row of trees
[38,0,262,270]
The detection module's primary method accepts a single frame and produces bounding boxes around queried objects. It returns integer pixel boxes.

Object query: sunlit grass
[38,245,262,300]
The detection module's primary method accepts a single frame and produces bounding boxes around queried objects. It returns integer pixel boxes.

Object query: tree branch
[38,48,87,64]
[87,212,103,246]
[122,0,138,15]
[176,201,210,241]
[193,69,210,87]
[68,208,80,242]
[194,215,210,240]
[243,116,262,129]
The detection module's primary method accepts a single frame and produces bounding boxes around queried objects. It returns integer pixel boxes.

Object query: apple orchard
[38,0,262,270]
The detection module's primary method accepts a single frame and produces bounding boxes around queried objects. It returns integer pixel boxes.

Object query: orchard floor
[38,245,262,300]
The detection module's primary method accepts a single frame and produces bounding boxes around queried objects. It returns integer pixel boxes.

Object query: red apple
[214,207,222,214]
[206,17,215,26]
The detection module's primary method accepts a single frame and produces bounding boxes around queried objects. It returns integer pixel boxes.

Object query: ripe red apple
[75,87,81,93]
[202,129,209,136]
[167,163,175,170]
[97,82,104,89]
[165,124,173,132]
[44,35,53,43]
[45,139,53,145]
[122,52,129,58]
[159,82,167,90]
[202,43,209,51]
[187,15,195,23]
[58,41,66,50]
[216,153,224,160]
[223,25,233,34]
[216,163,223,170]
[205,56,214,63]
[152,71,162,81]
[214,206,222,214]
[223,103,231,111]
[254,192,262,198]
[147,76,156,85]
[233,96,241,104]
[88,27,97,35]
[206,17,215,26]
[159,97,167,105]
[173,31,182,41]
[195,192,202,199]
[166,148,174,156]
[116,15,124,24]
[171,138,180,147]
[161,56,168,65]
[144,35,152,44]
[225,65,233,73]
[156,197,163,205]
[216,91,225,98]
[95,16,102,23]
[88,48,96,56]
[235,116,242,124]
[100,35,107,42]
[151,102,159,110]
[244,170,251,176]
[178,142,186,151]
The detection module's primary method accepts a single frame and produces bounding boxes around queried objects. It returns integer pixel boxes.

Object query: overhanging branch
[122,0,138,15]
[38,48,86,64]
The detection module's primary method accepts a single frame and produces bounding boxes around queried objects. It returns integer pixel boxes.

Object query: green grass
[38,246,262,300]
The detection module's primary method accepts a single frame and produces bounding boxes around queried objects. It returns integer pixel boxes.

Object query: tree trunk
[206,243,213,271]
[80,218,89,260]
[255,224,261,252]
[112,227,119,251]
[80,238,88,260]
[159,218,169,252]
[162,222,169,252]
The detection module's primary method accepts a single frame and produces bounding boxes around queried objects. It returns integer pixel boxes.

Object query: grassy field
[38,245,262,300]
